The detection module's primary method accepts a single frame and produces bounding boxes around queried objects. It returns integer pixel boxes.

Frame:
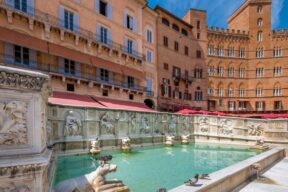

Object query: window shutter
[29,49,37,69]
[74,13,79,33]
[161,84,164,96]
[27,0,34,16]
[147,78,152,96]
[179,92,182,100]
[59,6,65,27]
[168,86,172,98]
[96,68,101,81]
[96,24,101,42]
[108,71,113,83]
[58,57,65,74]
[123,12,127,28]
[5,0,14,7]
[95,0,100,13]
[132,40,137,56]
[107,3,112,20]
[124,76,128,87]
[133,16,137,32]
[124,37,128,53]
[107,28,112,46]
[4,43,14,64]
[75,62,81,77]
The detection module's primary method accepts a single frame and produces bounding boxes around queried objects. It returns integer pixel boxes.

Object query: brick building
[155,6,208,112]
[207,0,288,113]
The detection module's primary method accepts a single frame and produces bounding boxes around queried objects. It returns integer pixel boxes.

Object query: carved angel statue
[64,111,82,136]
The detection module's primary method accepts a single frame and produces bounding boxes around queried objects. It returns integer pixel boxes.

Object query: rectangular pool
[53,144,259,192]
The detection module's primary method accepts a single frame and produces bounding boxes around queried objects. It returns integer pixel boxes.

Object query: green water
[53,144,259,192]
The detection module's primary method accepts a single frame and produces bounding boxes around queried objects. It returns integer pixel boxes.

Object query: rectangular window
[15,0,27,12]
[228,67,234,77]
[239,68,245,78]
[127,76,134,88]
[173,67,181,78]
[239,49,245,58]
[239,89,245,97]
[174,41,179,51]
[208,46,214,56]
[208,66,214,76]
[102,89,109,97]
[218,67,224,77]
[256,101,264,111]
[127,39,133,54]
[64,9,74,31]
[273,67,282,76]
[100,68,109,82]
[146,50,153,63]
[228,101,235,111]
[163,36,168,47]
[218,47,224,57]
[197,33,200,39]
[14,45,29,65]
[147,29,152,43]
[99,0,107,16]
[164,63,169,70]
[67,83,75,92]
[196,50,202,58]
[129,94,134,100]
[184,46,189,56]
[197,20,200,29]
[64,59,75,75]
[126,14,133,30]
[228,47,234,57]
[274,101,282,110]
[239,101,246,110]
[100,26,108,44]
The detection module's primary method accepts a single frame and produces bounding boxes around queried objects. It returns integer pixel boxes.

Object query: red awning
[48,92,105,108]
[48,92,155,112]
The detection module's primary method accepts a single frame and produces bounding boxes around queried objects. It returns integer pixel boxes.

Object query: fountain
[181,135,190,144]
[121,137,132,152]
[165,135,175,146]
[90,138,101,155]
[250,139,270,150]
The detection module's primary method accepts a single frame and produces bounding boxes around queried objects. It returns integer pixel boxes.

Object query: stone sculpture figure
[121,137,131,151]
[182,117,190,134]
[64,111,82,136]
[100,112,114,135]
[54,163,127,192]
[140,116,150,134]
[199,117,209,133]
[248,124,264,136]
[168,116,177,134]
[0,100,27,145]
[218,119,233,135]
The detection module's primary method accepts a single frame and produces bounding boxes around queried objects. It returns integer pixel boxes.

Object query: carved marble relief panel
[0,100,28,145]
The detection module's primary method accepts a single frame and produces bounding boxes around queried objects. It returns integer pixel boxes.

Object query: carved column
[0,66,51,192]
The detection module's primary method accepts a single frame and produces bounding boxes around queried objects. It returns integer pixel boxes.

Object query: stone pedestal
[0,66,51,192]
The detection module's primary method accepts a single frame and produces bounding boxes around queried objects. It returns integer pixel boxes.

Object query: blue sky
[147,0,287,29]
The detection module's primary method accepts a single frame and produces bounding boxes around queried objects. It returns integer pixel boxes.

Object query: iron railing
[0,0,145,60]
[0,53,153,96]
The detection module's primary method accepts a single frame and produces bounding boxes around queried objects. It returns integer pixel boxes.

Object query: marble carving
[64,111,82,136]
[0,101,27,145]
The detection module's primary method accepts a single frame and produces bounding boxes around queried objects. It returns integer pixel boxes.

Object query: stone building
[207,0,288,113]
[0,0,157,109]
[155,6,208,112]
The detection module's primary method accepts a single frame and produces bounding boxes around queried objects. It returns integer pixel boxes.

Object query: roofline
[188,8,207,13]
[228,0,272,23]
[154,6,193,29]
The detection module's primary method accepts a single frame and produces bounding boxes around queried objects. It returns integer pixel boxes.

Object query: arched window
[208,44,214,56]
[273,83,281,96]
[208,82,214,96]
[162,18,170,26]
[218,83,224,97]
[146,27,153,43]
[257,18,262,27]
[228,64,234,77]
[257,31,263,41]
[257,6,262,14]
[256,83,263,97]
[239,83,245,97]
[228,84,234,97]
[172,24,179,31]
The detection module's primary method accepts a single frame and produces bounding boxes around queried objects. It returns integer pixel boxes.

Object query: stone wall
[0,66,51,192]
[47,105,288,152]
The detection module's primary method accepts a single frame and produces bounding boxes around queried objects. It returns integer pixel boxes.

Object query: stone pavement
[240,157,288,192]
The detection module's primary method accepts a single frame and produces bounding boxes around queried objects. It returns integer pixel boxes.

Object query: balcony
[181,73,193,83]
[172,73,181,82]
[0,0,145,62]
[0,53,153,96]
